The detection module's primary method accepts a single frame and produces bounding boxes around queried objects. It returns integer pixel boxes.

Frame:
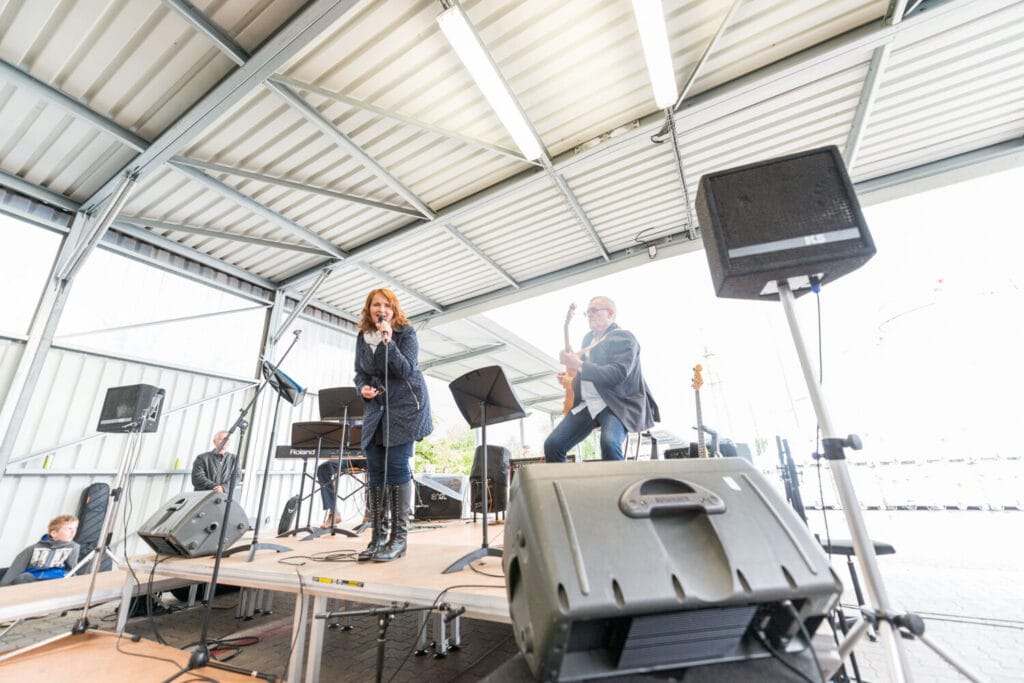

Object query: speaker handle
[618,478,726,518]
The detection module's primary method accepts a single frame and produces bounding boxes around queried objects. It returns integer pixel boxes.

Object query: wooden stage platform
[0,630,270,681]
[133,518,510,682]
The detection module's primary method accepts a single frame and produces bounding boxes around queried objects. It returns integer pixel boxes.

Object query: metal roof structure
[2,0,1023,415]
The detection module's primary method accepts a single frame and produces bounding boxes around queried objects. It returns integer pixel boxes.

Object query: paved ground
[1,510,1021,682]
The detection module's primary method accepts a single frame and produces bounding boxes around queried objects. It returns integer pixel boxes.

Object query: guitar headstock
[692,364,703,391]
[565,302,577,325]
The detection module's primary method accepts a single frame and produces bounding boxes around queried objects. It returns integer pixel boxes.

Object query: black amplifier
[414,475,464,520]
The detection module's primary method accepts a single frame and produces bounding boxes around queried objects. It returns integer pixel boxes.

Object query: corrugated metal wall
[0,321,359,569]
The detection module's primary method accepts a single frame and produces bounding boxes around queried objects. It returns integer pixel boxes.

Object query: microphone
[377,315,385,325]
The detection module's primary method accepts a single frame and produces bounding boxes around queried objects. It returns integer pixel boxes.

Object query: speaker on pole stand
[693,145,986,683]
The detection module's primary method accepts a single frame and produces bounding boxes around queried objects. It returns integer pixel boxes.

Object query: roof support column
[0,214,86,475]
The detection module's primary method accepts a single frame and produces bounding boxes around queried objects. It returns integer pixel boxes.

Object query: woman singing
[354,288,432,561]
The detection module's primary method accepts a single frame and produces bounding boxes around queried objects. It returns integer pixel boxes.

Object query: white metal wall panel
[0,314,357,568]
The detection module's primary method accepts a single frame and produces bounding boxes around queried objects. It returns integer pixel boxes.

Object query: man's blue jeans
[543,407,628,462]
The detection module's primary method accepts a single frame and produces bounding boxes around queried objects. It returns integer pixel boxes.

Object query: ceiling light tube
[632,0,678,109]
[437,4,544,161]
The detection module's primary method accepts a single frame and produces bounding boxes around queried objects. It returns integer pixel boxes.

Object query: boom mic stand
[226,332,306,561]
[165,330,305,682]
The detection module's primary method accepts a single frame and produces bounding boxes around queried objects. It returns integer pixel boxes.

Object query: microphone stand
[166,330,304,682]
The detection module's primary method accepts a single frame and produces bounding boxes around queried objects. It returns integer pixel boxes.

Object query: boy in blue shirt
[1,515,80,585]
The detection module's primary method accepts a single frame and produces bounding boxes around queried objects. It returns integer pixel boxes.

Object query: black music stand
[278,421,348,539]
[443,366,526,574]
[314,387,366,538]
[226,359,305,561]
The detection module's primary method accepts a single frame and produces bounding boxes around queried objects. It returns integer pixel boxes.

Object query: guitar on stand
[560,303,577,415]
[692,364,709,458]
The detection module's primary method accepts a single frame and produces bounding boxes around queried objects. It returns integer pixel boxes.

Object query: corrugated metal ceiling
[2,0,1023,405]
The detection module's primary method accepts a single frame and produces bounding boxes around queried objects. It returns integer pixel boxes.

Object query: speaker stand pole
[444,399,501,574]
[777,282,911,682]
[72,388,161,635]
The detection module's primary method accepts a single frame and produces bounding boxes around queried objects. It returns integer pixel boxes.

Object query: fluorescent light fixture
[437,4,544,161]
[632,0,678,109]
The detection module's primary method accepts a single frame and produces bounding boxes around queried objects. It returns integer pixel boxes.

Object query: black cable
[278,564,307,681]
[813,287,833,558]
[469,562,504,579]
[751,628,818,683]
[785,600,825,683]
[385,583,506,683]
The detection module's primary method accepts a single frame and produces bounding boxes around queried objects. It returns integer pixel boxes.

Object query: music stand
[443,366,526,574]
[313,387,366,538]
[277,421,344,538]
[226,359,305,561]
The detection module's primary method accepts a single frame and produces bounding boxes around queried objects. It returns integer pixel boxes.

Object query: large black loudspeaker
[470,445,510,513]
[96,384,165,433]
[503,459,840,681]
[138,491,248,558]
[695,145,875,300]
[415,474,465,520]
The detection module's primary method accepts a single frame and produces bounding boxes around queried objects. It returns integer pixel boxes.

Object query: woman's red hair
[359,288,409,333]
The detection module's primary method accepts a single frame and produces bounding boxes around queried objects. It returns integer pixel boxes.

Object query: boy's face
[50,522,78,542]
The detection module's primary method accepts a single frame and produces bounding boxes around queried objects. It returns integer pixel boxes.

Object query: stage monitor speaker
[470,445,510,513]
[695,145,875,301]
[504,458,841,681]
[96,384,165,433]
[138,491,248,558]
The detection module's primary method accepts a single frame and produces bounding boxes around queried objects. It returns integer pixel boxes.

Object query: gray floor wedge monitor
[695,145,875,300]
[503,459,841,681]
[138,491,248,558]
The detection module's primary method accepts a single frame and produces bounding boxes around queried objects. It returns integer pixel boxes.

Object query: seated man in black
[191,430,243,493]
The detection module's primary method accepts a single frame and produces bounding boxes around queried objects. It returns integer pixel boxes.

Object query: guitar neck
[695,390,708,458]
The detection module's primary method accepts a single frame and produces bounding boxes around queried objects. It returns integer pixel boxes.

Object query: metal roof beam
[440,3,609,261]
[174,157,424,218]
[269,74,534,165]
[357,262,444,313]
[82,0,362,212]
[272,268,333,345]
[652,0,743,142]
[264,80,437,221]
[442,223,519,288]
[0,59,149,153]
[420,343,506,371]
[511,371,555,385]
[164,0,435,221]
[412,227,702,326]
[169,161,347,259]
[844,44,892,170]
[119,216,326,255]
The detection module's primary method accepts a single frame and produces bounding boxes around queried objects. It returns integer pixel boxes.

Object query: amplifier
[471,445,510,513]
[695,145,874,300]
[138,491,248,558]
[504,458,840,680]
[96,384,165,433]
[415,475,465,520]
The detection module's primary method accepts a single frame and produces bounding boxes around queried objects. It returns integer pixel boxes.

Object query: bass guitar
[692,364,709,458]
